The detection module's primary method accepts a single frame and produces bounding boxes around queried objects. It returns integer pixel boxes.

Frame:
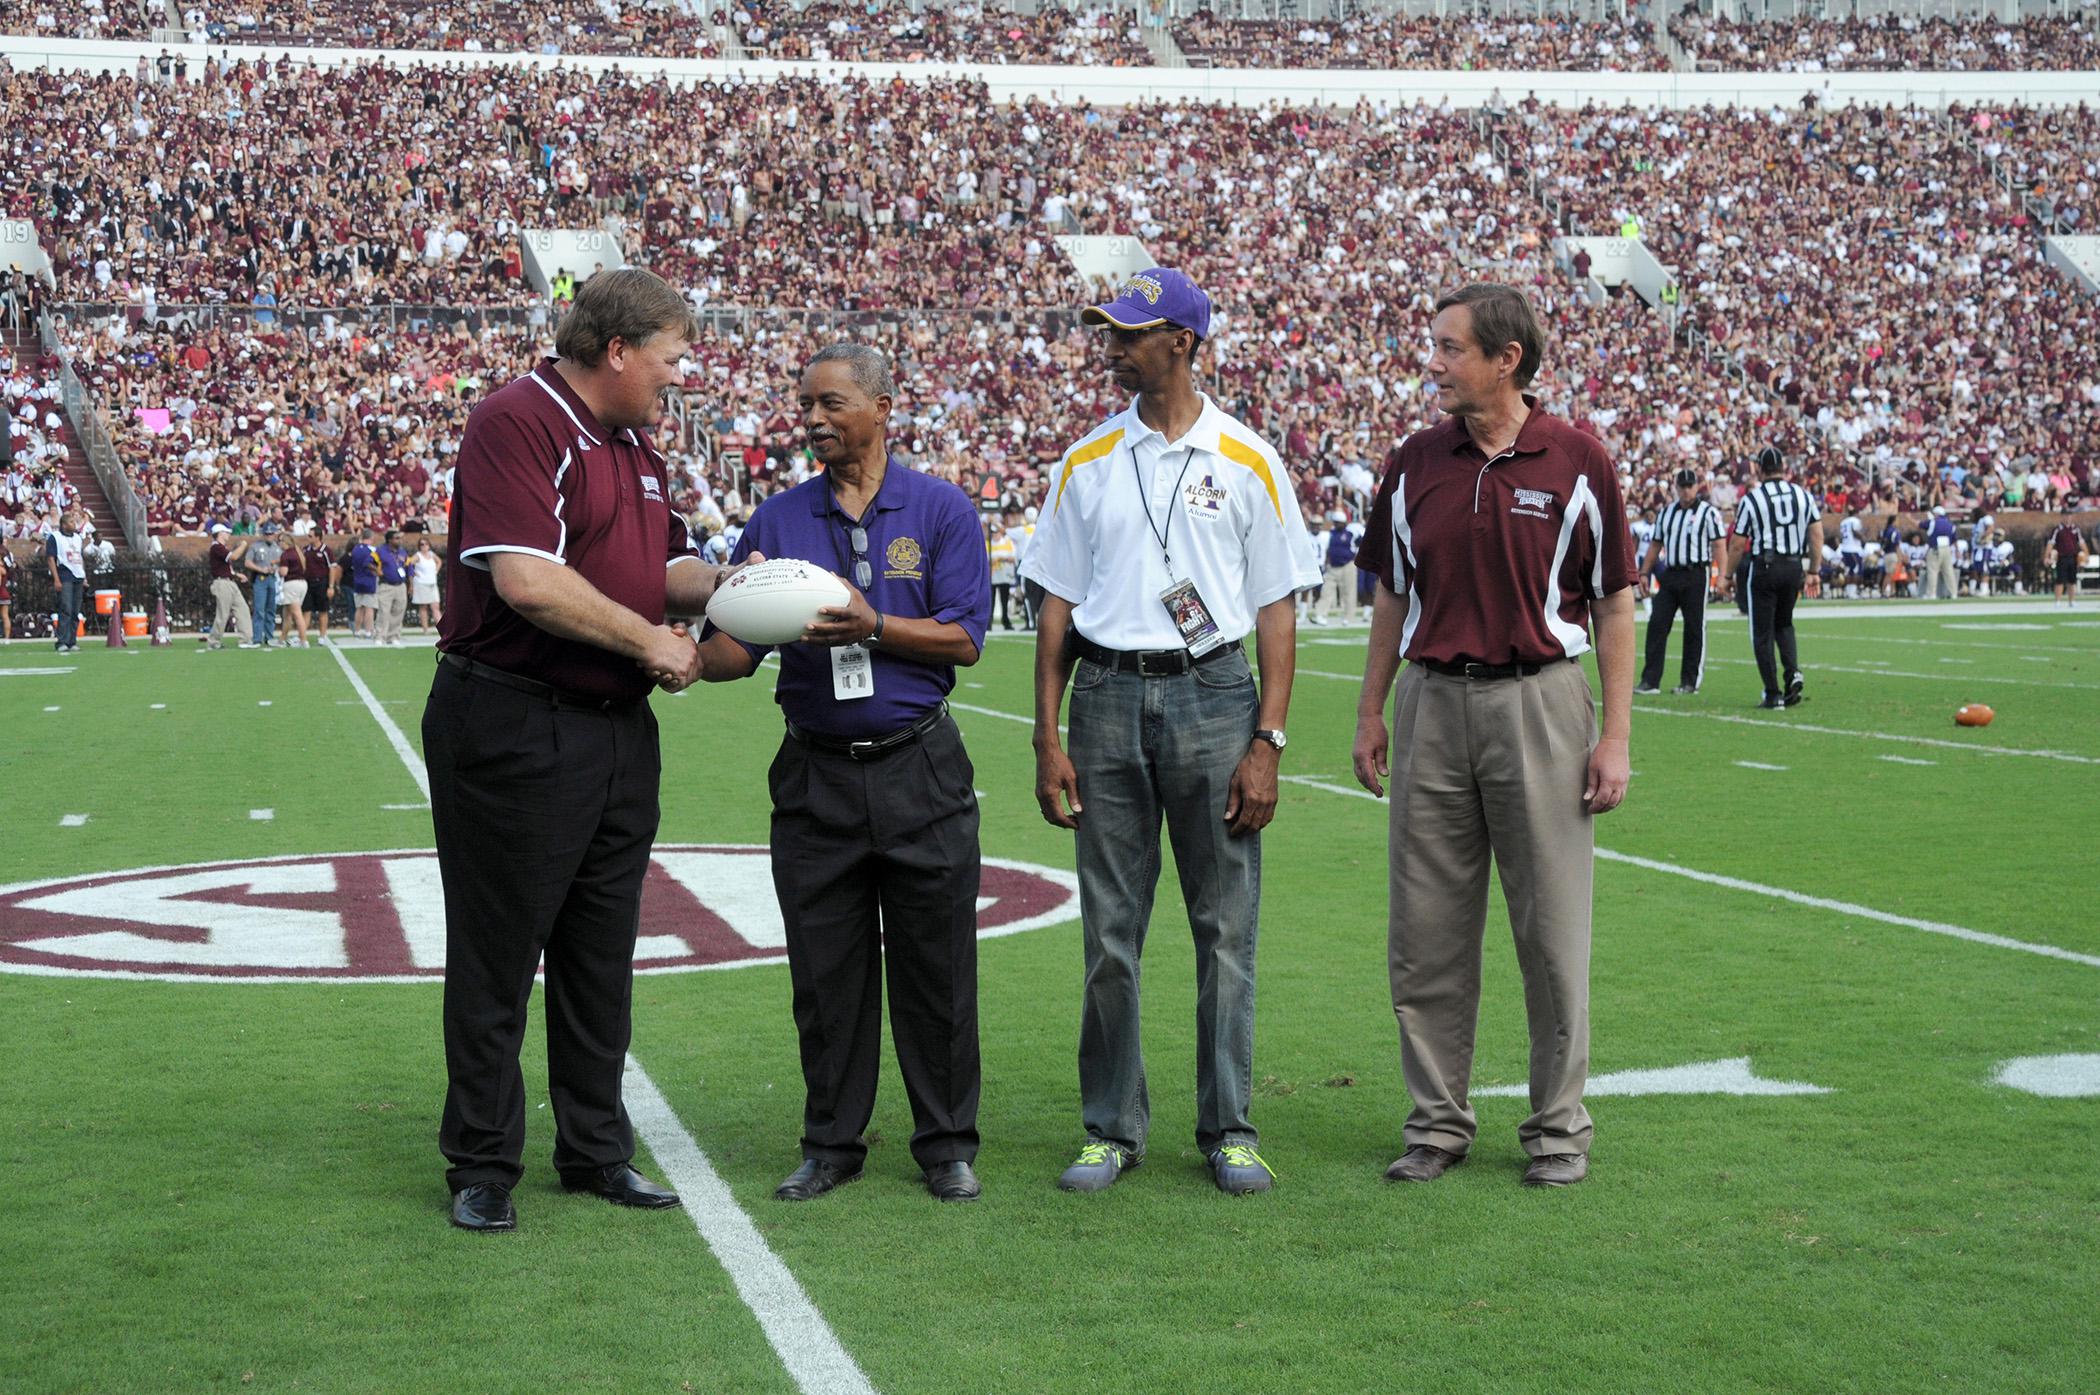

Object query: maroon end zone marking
[0,847,1077,982]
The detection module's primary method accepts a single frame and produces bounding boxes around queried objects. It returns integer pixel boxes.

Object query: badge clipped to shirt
[1159,576,1226,657]
[831,643,875,701]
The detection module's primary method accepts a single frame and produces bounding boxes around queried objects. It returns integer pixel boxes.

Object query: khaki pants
[375,582,408,642]
[1320,563,1354,621]
[209,578,251,646]
[1388,659,1596,1159]
[1923,547,1958,600]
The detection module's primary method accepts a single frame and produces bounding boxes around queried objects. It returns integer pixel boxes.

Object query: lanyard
[1135,444,1198,576]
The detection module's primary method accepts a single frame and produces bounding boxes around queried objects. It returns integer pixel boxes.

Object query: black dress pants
[1640,565,1710,690]
[424,661,660,1192]
[768,712,982,1172]
[1748,555,1805,698]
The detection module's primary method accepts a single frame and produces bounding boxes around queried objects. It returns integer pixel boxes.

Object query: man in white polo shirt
[1022,268,1318,1197]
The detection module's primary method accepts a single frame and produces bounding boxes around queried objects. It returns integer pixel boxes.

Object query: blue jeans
[251,574,280,643]
[1068,646,1263,1156]
[56,574,84,647]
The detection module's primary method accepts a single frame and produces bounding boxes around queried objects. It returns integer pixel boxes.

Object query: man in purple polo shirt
[1352,283,1635,1189]
[696,343,992,1205]
[424,268,732,1233]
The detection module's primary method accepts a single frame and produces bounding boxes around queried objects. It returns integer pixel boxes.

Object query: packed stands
[1513,98,2099,515]
[1669,12,2100,72]
[12,0,150,40]
[168,0,723,55]
[3,343,88,541]
[733,1,1150,65]
[1172,11,1669,71]
[7,54,2098,535]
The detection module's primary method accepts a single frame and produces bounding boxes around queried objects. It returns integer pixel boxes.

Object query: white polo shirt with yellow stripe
[1021,394,1319,651]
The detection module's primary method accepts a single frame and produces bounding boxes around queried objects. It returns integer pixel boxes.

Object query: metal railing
[39,313,150,552]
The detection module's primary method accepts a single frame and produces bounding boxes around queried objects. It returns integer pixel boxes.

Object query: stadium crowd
[12,0,149,40]
[1512,98,2100,515]
[4,347,88,541]
[5,56,2096,552]
[1172,10,1670,70]
[1669,12,2100,72]
[734,1,1150,64]
[169,0,724,55]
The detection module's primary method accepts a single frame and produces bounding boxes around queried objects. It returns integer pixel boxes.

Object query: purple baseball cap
[1081,268,1211,340]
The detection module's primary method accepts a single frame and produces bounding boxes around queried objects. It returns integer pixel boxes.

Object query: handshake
[637,552,768,693]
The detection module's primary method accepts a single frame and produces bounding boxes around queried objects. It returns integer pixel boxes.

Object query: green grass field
[3,602,2096,1394]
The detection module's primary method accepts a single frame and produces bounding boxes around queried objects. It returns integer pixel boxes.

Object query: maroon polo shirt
[2053,522,2083,560]
[439,360,699,702]
[1358,399,1635,666]
[208,541,236,580]
[280,547,305,582]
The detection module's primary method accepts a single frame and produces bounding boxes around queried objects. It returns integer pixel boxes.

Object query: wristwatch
[863,612,885,648]
[1253,729,1287,752]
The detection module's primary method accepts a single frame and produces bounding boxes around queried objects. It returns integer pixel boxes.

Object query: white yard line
[1705,657,2092,690]
[1877,755,1937,766]
[1733,761,1787,771]
[1271,774,2099,970]
[1629,704,2100,766]
[326,641,871,1395]
[0,667,77,676]
[58,813,89,827]
[1295,665,2099,764]
[625,1061,880,1395]
[1815,633,2100,656]
[322,641,430,801]
[249,808,274,821]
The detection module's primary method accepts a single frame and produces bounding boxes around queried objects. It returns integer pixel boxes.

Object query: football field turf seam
[1291,666,2100,765]
[1273,776,2100,971]
[326,644,875,1395]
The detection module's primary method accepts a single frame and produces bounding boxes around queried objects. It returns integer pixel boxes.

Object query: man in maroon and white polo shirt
[1352,284,1635,1190]
[425,268,737,1233]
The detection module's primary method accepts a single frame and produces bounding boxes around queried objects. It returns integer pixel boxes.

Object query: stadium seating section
[3,44,2095,540]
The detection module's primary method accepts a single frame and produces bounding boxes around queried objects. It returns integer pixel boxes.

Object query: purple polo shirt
[378,543,410,584]
[720,462,990,739]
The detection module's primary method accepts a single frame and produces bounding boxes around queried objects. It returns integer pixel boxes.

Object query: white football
[706,557,851,645]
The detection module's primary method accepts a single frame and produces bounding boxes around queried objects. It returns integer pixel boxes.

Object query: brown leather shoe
[1383,1145,1465,1182]
[1521,1153,1589,1187]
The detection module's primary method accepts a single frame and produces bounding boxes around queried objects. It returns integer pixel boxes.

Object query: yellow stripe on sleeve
[1054,429,1125,511]
[1218,433,1282,522]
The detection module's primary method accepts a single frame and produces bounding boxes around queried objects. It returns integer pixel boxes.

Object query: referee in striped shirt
[1730,446,1822,709]
[1635,467,1727,695]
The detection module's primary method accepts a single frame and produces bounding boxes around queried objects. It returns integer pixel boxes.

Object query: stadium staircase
[5,324,128,549]
[1140,20,1188,67]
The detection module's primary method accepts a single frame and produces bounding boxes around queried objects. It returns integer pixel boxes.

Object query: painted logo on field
[0,847,1078,984]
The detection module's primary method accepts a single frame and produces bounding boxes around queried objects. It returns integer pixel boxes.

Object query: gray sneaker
[1057,1140,1137,1192]
[1634,682,1662,695]
[1208,1143,1275,1195]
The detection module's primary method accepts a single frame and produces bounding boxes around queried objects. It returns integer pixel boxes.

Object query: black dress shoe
[1756,695,1785,710]
[924,1160,982,1202]
[560,1163,682,1209]
[450,1182,517,1232]
[775,1158,862,1201]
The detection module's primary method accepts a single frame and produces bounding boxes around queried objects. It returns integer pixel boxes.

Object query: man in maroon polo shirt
[1351,283,1635,1190]
[424,268,735,1233]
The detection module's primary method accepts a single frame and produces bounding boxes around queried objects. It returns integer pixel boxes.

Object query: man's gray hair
[805,343,896,401]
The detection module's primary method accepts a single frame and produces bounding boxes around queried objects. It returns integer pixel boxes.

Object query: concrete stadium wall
[8,34,2097,110]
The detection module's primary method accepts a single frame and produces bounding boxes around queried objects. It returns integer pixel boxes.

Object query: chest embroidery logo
[1185,473,1227,519]
[640,475,662,501]
[884,536,924,580]
[1511,488,1556,520]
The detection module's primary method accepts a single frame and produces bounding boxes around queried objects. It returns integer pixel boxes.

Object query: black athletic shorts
[2057,558,2080,586]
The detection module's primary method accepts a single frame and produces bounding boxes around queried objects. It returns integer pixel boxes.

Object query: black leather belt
[1418,656,1574,681]
[440,650,637,712]
[787,703,948,760]
[1070,632,1240,677]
